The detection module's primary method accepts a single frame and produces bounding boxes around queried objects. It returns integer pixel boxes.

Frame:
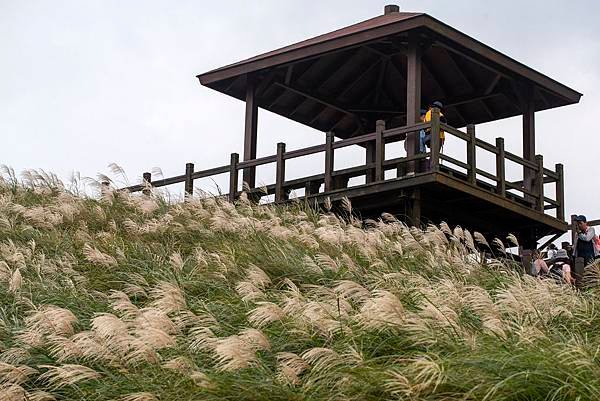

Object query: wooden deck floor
[302,170,566,241]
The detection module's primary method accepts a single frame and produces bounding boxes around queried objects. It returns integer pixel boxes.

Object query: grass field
[0,168,598,401]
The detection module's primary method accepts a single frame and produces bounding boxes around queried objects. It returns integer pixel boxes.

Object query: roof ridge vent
[384,4,400,15]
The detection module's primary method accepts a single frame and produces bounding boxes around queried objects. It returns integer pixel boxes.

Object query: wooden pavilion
[129,5,582,249]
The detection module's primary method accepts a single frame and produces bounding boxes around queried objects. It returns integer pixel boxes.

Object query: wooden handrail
[382,122,431,140]
[121,118,563,222]
[440,154,470,170]
[440,123,469,141]
[506,181,537,198]
[505,150,538,171]
[190,165,229,179]
[475,138,499,154]
[475,168,498,182]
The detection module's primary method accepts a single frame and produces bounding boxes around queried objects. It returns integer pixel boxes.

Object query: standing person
[573,215,599,265]
[423,101,447,151]
[548,249,575,285]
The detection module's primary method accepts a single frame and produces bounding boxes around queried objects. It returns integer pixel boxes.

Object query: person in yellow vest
[423,101,446,151]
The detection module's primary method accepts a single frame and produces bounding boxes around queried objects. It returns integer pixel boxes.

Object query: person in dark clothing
[548,249,575,285]
[574,215,599,266]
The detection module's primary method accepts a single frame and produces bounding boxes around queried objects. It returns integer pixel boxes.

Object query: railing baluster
[365,141,376,184]
[185,163,194,197]
[275,142,286,202]
[229,153,239,203]
[495,137,506,197]
[430,107,441,172]
[556,163,565,221]
[375,120,385,181]
[535,155,544,212]
[142,172,152,195]
[466,124,476,184]
[324,131,334,192]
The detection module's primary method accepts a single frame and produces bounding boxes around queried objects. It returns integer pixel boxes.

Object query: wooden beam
[421,56,467,127]
[274,82,351,117]
[324,131,335,191]
[374,57,389,106]
[556,163,565,221]
[284,65,294,85]
[496,137,506,197]
[338,58,382,99]
[466,124,476,184]
[289,51,363,119]
[485,74,502,95]
[405,33,422,174]
[275,143,286,202]
[443,51,494,119]
[184,163,194,196]
[243,74,258,188]
[274,82,363,133]
[229,153,239,203]
[522,85,536,194]
[375,120,385,181]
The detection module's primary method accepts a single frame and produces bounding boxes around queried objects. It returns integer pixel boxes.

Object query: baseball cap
[574,215,587,222]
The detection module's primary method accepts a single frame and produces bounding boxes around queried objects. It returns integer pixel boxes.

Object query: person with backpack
[573,215,600,265]
[423,101,447,151]
[548,249,575,285]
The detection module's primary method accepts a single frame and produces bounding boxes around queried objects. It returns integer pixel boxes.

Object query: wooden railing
[123,109,565,221]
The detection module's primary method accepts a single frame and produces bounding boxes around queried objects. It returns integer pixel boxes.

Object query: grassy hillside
[0,170,598,401]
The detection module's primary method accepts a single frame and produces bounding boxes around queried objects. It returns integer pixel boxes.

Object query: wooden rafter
[421,56,467,126]
[274,82,363,131]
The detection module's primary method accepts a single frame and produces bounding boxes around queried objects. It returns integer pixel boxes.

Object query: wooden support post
[556,163,565,221]
[405,33,422,174]
[375,120,385,181]
[523,87,536,195]
[495,137,506,197]
[229,153,239,203]
[324,131,334,192]
[184,163,194,197]
[275,142,286,202]
[142,172,152,196]
[243,74,258,189]
[571,214,577,248]
[406,189,421,227]
[535,155,544,212]
[305,181,320,197]
[466,124,476,184]
[429,107,441,172]
[365,142,376,183]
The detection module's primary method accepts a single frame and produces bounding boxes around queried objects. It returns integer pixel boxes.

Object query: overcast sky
[1,0,598,222]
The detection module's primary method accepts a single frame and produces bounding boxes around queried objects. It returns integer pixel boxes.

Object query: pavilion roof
[197,9,582,138]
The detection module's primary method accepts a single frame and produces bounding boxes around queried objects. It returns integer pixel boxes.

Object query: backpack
[548,263,564,283]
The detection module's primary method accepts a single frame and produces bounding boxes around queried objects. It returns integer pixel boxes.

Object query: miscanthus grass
[0,167,599,400]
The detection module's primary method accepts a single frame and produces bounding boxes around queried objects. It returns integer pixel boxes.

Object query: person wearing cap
[423,101,446,150]
[548,249,575,284]
[573,215,599,265]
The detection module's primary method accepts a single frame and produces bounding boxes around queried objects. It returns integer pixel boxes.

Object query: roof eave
[196,14,427,86]
[421,15,582,103]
